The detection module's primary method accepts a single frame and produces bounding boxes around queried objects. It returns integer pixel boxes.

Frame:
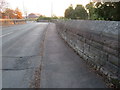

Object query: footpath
[40,23,107,88]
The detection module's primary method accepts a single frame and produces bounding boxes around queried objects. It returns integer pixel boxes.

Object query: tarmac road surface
[2,22,49,88]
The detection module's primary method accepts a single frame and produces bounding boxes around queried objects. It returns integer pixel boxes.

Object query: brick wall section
[54,20,120,84]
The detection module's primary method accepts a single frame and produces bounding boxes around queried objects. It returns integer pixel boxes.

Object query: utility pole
[51,2,53,17]
[23,1,27,19]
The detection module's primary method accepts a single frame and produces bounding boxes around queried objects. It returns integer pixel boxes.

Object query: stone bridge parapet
[54,20,120,87]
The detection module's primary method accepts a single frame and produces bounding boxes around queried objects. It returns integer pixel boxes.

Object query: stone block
[108,54,119,66]
[103,46,118,57]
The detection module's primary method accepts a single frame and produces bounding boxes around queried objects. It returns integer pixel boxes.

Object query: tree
[86,2,97,19]
[0,1,23,19]
[74,5,88,19]
[110,2,120,21]
[15,8,22,19]
[64,4,74,19]
[85,1,120,21]
[0,0,8,12]
[0,0,8,18]
[65,2,120,21]
[94,2,120,21]
[64,4,88,19]
[4,8,16,19]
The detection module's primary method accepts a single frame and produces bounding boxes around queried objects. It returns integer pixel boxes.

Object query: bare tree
[0,0,8,12]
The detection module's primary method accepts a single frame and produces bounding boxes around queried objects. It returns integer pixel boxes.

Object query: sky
[6,0,91,17]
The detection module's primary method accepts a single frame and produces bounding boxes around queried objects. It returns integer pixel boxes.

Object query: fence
[0,19,26,26]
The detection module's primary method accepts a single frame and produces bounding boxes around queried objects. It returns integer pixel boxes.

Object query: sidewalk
[40,23,106,88]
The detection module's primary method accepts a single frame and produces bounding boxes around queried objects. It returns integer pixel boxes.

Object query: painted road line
[0,32,13,38]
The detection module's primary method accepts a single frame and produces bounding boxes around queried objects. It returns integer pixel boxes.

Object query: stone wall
[54,20,120,87]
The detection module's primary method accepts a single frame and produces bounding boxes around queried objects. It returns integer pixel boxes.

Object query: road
[1,22,106,88]
[2,22,49,88]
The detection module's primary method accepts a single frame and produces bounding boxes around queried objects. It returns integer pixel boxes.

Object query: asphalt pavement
[2,22,49,88]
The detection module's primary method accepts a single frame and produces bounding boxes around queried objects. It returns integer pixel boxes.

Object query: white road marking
[0,32,13,37]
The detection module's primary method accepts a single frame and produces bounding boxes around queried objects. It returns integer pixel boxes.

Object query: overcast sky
[6,0,91,17]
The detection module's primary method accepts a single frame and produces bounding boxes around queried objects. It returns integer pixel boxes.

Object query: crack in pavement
[2,55,40,58]
[2,68,35,71]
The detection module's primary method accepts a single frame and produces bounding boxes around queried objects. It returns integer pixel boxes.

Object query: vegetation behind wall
[64,2,120,21]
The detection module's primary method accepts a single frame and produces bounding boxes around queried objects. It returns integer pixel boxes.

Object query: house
[28,13,40,18]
